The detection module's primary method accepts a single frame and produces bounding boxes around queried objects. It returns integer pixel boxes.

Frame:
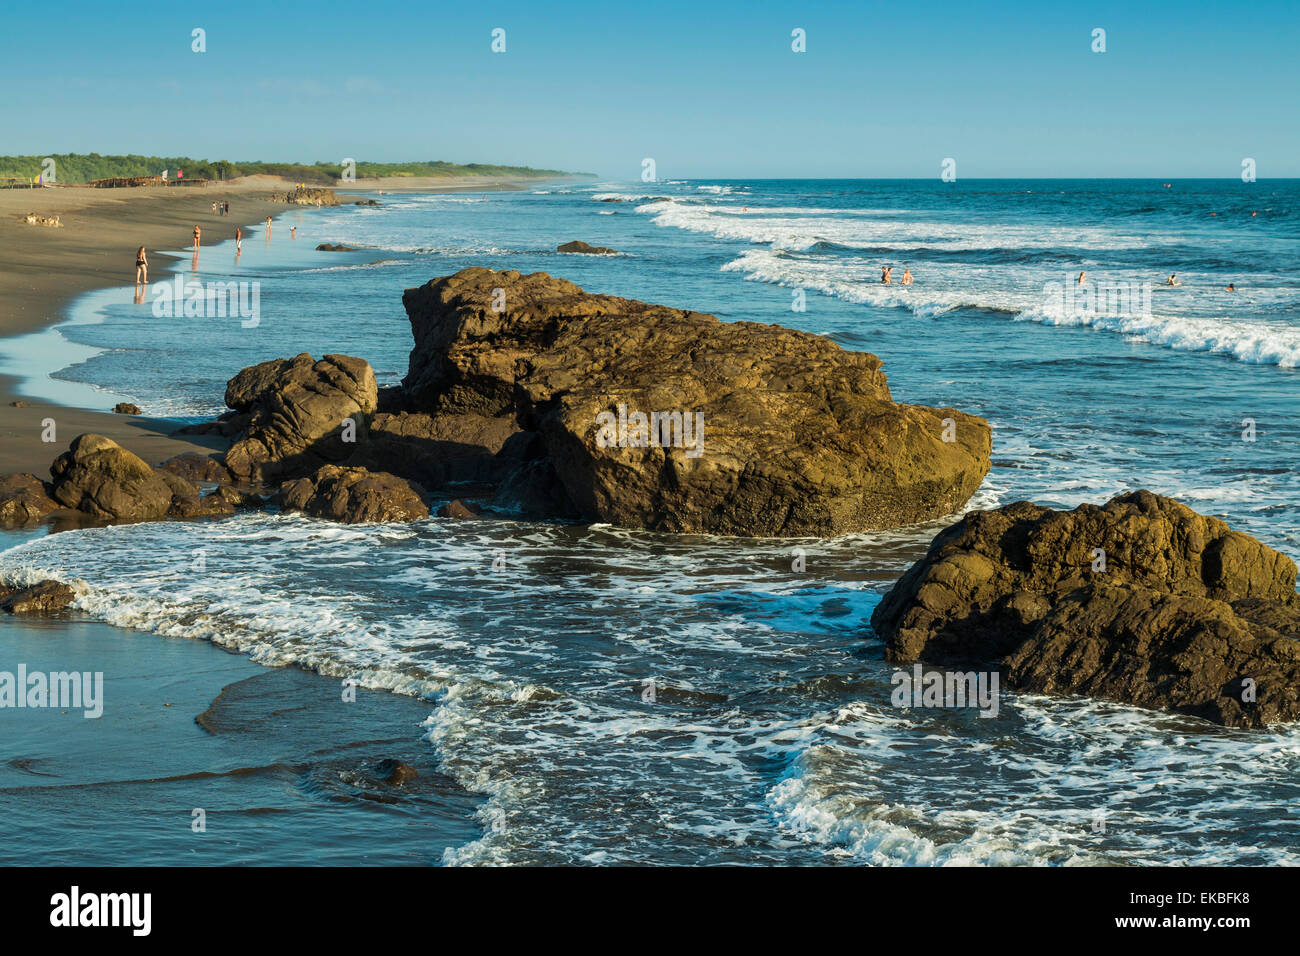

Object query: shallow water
[3,179,1298,864]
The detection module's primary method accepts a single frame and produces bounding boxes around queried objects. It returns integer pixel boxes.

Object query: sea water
[2,179,1298,864]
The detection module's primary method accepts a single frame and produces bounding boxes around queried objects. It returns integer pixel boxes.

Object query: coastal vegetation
[0,154,584,184]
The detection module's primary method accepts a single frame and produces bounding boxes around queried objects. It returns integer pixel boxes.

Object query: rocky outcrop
[315,243,357,252]
[557,240,618,255]
[397,267,991,535]
[277,465,429,524]
[223,353,378,483]
[0,473,61,525]
[274,187,339,206]
[871,491,1300,727]
[112,402,142,415]
[0,580,75,614]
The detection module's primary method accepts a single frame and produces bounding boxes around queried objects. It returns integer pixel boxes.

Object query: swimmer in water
[881,266,892,284]
[901,268,913,285]
[1165,274,1180,286]
[1226,283,1236,292]
[1077,271,1086,284]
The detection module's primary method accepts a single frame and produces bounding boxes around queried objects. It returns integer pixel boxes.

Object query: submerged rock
[277,465,429,524]
[0,580,75,615]
[557,240,619,255]
[374,758,419,786]
[398,267,991,535]
[315,243,357,252]
[871,491,1300,727]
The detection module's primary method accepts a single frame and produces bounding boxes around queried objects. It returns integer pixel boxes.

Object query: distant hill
[0,154,591,185]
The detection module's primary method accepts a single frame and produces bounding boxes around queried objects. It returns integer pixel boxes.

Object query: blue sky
[2,0,1296,178]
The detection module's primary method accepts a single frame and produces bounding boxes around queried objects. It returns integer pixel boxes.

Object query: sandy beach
[0,180,289,474]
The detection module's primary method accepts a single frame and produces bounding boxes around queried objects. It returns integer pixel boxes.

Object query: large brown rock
[399,267,991,536]
[223,353,378,483]
[277,465,429,524]
[49,434,180,520]
[871,491,1300,727]
[0,473,61,525]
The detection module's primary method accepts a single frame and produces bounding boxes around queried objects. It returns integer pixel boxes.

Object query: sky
[2,0,1297,179]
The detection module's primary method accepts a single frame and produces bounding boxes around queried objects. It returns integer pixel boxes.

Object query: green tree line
[0,154,587,184]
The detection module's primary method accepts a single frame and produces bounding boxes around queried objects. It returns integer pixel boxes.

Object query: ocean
[2,178,1298,864]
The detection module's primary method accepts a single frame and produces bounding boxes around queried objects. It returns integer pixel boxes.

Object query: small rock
[375,758,419,786]
[112,402,142,415]
[437,498,482,519]
[0,580,75,615]
[315,243,357,252]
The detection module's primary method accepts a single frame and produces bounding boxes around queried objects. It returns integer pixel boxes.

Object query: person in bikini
[193,224,201,249]
[901,268,913,285]
[135,246,148,284]
[1165,274,1180,286]
[881,266,893,284]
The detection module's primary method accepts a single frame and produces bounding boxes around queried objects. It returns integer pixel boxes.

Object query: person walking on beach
[266,215,273,238]
[193,224,201,250]
[236,226,243,256]
[901,268,913,285]
[135,246,148,285]
[211,201,217,215]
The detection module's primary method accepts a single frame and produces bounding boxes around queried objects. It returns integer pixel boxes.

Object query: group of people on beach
[211,201,231,215]
[134,214,298,286]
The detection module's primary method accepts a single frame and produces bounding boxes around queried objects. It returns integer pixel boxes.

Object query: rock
[49,434,181,520]
[398,268,991,535]
[374,758,418,785]
[354,199,380,206]
[315,243,357,252]
[274,187,340,207]
[112,402,142,415]
[21,214,61,227]
[0,580,75,614]
[9,400,27,407]
[223,354,378,483]
[277,465,429,524]
[0,473,61,525]
[871,491,1300,727]
[157,453,233,485]
[557,240,619,255]
[437,498,482,519]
